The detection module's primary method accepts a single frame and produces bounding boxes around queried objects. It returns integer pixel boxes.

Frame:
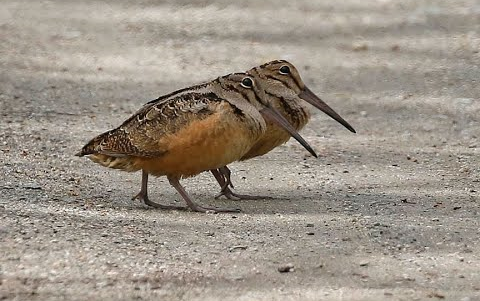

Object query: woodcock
[76,72,317,213]
[211,60,356,200]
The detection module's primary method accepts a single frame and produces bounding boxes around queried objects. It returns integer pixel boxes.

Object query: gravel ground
[1,0,479,300]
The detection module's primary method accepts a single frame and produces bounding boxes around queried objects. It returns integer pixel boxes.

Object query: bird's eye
[241,77,254,88]
[279,65,290,74]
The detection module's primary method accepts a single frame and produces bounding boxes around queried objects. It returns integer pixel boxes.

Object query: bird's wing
[78,91,230,157]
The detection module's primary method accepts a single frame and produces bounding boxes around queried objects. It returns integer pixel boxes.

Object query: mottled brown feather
[77,73,268,178]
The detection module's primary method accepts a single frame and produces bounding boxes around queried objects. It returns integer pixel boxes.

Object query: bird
[211,60,356,200]
[76,72,317,213]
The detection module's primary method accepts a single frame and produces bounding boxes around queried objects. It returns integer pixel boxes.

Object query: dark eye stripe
[266,90,290,113]
[234,81,264,105]
[224,84,247,117]
[265,74,295,90]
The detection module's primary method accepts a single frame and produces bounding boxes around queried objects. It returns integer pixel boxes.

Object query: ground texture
[1,0,479,300]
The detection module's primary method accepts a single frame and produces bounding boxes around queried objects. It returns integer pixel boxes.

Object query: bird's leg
[132,170,187,210]
[211,168,241,200]
[167,176,240,213]
[218,188,273,200]
[212,167,273,201]
[210,169,229,192]
[131,170,149,202]
[219,166,234,189]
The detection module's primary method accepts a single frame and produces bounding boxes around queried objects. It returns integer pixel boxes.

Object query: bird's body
[77,72,315,212]
[78,77,266,178]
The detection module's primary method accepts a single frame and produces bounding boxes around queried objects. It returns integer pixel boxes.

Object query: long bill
[298,86,356,133]
[260,106,318,158]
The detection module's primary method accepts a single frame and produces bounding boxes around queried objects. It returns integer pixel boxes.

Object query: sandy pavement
[1,0,479,300]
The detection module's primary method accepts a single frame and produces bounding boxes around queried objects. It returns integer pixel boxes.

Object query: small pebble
[278,263,294,273]
[229,245,247,252]
[24,183,42,190]
[428,292,445,299]
[359,261,369,266]
[352,42,368,51]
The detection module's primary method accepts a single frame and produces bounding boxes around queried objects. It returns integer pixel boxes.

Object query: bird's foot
[131,192,187,211]
[215,187,273,200]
